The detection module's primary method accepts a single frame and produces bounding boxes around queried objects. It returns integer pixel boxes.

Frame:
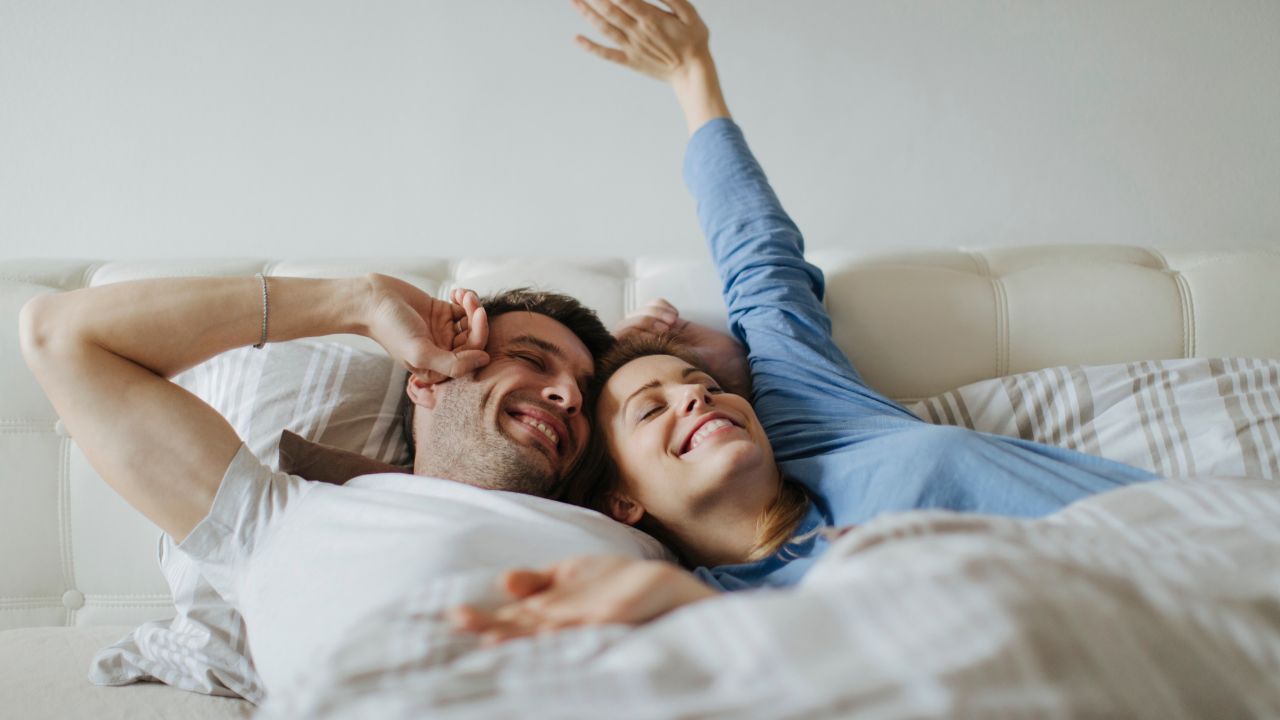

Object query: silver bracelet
[253,273,269,349]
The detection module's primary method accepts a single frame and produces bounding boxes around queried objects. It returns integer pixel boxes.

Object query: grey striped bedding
[909,358,1280,479]
[94,349,1280,708]
[257,475,1280,719]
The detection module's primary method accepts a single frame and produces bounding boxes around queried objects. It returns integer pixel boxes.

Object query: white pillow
[89,340,409,702]
[908,357,1280,479]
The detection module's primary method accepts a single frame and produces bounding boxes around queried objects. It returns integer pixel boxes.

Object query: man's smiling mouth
[512,412,559,448]
[504,406,569,460]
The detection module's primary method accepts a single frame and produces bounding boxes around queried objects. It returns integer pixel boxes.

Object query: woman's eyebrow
[622,380,662,416]
[621,368,708,416]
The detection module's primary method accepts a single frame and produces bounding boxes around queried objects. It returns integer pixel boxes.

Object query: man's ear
[606,492,645,526]
[405,374,445,410]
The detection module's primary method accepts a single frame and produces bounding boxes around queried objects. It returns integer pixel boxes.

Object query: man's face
[412,312,595,497]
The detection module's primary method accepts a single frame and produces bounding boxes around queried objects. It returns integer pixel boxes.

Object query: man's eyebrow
[507,335,565,359]
[621,367,707,417]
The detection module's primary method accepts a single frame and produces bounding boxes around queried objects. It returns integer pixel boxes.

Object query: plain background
[1,0,1276,260]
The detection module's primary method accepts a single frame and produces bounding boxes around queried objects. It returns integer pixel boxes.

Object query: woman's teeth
[688,418,733,452]
[517,415,559,447]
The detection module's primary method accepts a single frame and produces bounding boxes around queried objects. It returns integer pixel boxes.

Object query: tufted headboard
[2,245,1279,630]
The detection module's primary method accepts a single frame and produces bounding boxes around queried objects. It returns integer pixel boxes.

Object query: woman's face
[597,354,776,526]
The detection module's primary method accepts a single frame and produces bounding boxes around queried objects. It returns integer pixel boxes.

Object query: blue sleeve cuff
[682,117,745,200]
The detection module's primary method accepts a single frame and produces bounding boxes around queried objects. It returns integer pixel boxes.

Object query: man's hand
[18,273,489,544]
[614,298,751,397]
[364,275,490,384]
[449,555,717,644]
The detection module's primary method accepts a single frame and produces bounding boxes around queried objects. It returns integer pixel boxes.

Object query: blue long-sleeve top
[683,118,1157,591]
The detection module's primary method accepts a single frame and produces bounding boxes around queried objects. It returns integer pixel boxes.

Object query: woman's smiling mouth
[679,414,741,456]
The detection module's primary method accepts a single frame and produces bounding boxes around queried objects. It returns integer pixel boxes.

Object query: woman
[451,0,1157,641]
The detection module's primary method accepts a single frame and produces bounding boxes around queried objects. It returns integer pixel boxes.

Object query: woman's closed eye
[638,382,720,423]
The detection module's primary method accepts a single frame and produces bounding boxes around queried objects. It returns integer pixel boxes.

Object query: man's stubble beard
[415,380,560,497]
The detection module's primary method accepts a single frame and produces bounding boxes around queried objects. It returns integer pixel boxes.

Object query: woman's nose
[679,386,712,414]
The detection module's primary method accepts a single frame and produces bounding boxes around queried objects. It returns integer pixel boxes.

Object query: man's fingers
[416,347,490,380]
[503,569,554,599]
[449,349,490,376]
[448,605,493,633]
[465,303,488,350]
[570,0,629,44]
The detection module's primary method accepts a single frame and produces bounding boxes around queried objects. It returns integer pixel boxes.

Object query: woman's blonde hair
[564,334,810,564]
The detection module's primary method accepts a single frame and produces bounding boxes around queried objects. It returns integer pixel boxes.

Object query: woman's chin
[688,440,767,477]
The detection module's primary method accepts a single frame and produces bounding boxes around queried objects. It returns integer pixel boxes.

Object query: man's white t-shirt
[178,445,669,695]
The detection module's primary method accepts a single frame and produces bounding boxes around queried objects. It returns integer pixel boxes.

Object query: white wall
[1,0,1276,260]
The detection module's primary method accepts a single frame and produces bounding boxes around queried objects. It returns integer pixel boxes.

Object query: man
[18,273,668,695]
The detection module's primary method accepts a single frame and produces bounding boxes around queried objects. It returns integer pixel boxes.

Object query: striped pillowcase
[908,358,1280,479]
[90,340,409,702]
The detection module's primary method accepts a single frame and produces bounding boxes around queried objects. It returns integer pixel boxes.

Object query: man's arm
[18,275,487,542]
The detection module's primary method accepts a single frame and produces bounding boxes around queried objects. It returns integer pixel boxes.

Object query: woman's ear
[606,492,645,526]
[405,374,442,410]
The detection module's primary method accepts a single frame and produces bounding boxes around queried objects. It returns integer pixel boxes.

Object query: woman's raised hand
[449,555,717,644]
[615,298,752,396]
[570,0,710,82]
[364,274,489,384]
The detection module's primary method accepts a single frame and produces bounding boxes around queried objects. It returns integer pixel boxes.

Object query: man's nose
[542,374,582,416]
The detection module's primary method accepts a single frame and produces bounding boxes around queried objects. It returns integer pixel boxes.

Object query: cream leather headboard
[2,245,1278,629]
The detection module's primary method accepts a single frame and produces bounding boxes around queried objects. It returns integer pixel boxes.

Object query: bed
[2,246,1278,718]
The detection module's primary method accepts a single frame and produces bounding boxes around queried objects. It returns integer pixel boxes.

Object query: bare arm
[18,275,487,542]
[571,0,730,136]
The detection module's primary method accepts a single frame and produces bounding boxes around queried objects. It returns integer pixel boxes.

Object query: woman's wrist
[670,52,730,136]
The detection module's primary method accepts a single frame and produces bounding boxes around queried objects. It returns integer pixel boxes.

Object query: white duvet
[257,475,1280,719]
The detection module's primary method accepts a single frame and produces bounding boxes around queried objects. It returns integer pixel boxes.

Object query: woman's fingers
[575,34,627,65]
[570,0,629,44]
[614,314,670,338]
[655,0,696,24]
[594,0,638,30]
[614,0,671,22]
